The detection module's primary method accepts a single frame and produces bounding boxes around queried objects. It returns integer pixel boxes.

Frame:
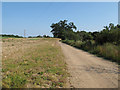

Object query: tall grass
[95,43,120,62]
[62,40,119,64]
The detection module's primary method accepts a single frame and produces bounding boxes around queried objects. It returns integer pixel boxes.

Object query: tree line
[50,20,120,45]
[50,20,120,64]
[1,34,51,38]
[0,34,23,38]
[28,35,51,38]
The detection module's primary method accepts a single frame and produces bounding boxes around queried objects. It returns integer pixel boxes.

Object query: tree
[95,23,120,45]
[76,31,93,42]
[50,20,77,40]
[37,35,42,38]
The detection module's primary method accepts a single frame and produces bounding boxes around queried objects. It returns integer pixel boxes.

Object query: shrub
[74,41,83,48]
[79,40,96,51]
[62,40,75,46]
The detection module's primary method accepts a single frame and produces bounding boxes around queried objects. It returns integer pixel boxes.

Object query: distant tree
[1,34,23,38]
[43,35,47,38]
[28,36,32,38]
[37,35,42,38]
[46,35,50,38]
[43,35,50,38]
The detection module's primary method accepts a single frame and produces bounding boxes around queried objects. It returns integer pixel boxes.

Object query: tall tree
[50,20,77,40]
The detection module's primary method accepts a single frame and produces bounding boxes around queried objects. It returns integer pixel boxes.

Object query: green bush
[62,40,75,46]
[74,41,83,48]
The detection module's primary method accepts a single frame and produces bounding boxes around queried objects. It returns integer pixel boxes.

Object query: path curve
[59,41,118,88]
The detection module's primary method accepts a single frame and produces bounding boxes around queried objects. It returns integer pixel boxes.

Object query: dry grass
[95,43,120,63]
[62,40,119,64]
[2,38,68,88]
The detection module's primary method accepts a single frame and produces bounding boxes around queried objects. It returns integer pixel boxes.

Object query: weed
[3,74,27,88]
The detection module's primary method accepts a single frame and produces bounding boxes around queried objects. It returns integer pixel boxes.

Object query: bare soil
[59,41,118,88]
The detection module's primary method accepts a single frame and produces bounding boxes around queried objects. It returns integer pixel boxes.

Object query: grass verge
[62,40,120,64]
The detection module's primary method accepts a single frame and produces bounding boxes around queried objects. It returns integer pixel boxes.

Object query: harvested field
[2,38,68,88]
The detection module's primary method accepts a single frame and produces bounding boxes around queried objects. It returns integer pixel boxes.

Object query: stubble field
[2,38,68,88]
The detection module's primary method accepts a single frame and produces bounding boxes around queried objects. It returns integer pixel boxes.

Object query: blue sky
[2,2,118,37]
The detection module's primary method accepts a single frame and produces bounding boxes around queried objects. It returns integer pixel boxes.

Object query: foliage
[62,40,120,64]
[50,20,77,40]
[95,24,120,45]
[94,43,120,62]
[0,34,23,38]
[28,35,51,38]
[51,20,120,64]
[51,20,120,46]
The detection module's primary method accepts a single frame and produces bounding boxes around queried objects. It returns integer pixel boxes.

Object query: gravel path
[59,42,118,88]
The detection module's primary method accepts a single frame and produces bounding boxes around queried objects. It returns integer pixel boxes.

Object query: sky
[2,2,118,37]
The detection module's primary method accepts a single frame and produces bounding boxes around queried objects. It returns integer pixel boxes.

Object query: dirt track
[59,42,118,88]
